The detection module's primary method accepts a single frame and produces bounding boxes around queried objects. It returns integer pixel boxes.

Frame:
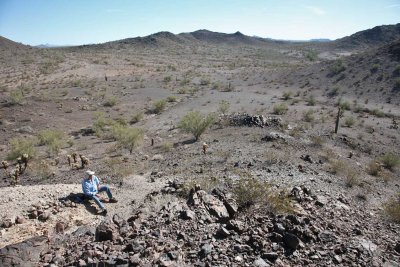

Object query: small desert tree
[178,111,216,141]
[116,127,144,154]
[218,100,230,115]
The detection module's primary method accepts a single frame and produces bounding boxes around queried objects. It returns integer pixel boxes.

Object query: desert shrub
[232,171,293,213]
[160,142,173,152]
[366,160,381,176]
[328,86,341,98]
[130,112,143,124]
[379,153,400,171]
[384,195,400,223]
[310,135,325,147]
[393,66,400,76]
[303,109,315,122]
[200,78,210,86]
[218,100,230,114]
[177,88,188,94]
[38,129,67,155]
[339,100,351,110]
[92,113,117,137]
[178,111,216,141]
[329,60,346,75]
[114,126,144,154]
[103,96,118,107]
[344,116,355,127]
[282,91,292,100]
[152,99,167,114]
[167,96,178,102]
[329,159,360,187]
[273,103,288,115]
[9,90,24,105]
[7,137,38,160]
[163,76,172,83]
[306,95,316,106]
[370,108,385,118]
[394,78,400,91]
[370,64,379,73]
[306,50,317,61]
[32,160,56,179]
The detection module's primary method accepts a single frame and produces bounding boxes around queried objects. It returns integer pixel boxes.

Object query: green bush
[339,100,351,110]
[114,127,144,154]
[371,108,385,118]
[152,99,167,114]
[379,153,400,171]
[163,76,172,83]
[282,91,292,100]
[92,113,117,137]
[218,100,230,114]
[273,103,288,115]
[38,129,67,155]
[303,109,315,122]
[306,95,316,106]
[130,112,143,124]
[7,137,37,160]
[103,96,118,107]
[167,96,178,102]
[344,116,355,127]
[329,60,346,75]
[178,111,216,141]
[328,86,340,98]
[9,90,24,105]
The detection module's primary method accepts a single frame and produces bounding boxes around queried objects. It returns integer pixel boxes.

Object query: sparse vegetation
[379,153,400,171]
[38,129,67,155]
[384,195,400,223]
[103,96,118,107]
[152,99,167,114]
[9,90,24,105]
[306,95,316,106]
[7,137,37,160]
[282,91,292,100]
[303,109,315,122]
[344,116,355,127]
[130,112,144,124]
[167,96,178,102]
[113,126,144,154]
[218,100,230,114]
[178,111,216,141]
[273,103,288,115]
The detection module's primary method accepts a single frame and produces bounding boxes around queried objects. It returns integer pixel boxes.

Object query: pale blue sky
[0,0,399,46]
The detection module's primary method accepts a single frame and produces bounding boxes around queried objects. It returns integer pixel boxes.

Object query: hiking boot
[109,198,118,203]
[100,209,107,215]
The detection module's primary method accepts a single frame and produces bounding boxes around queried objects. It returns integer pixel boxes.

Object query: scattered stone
[15,216,25,224]
[200,243,213,257]
[283,233,300,250]
[216,227,230,238]
[253,258,270,267]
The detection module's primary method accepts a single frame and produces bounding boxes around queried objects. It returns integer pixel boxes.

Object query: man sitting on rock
[82,170,117,215]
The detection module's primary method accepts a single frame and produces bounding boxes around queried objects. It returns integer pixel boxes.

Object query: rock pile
[224,113,282,128]
[1,185,399,266]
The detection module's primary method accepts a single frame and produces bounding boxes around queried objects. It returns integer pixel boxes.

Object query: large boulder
[0,236,49,267]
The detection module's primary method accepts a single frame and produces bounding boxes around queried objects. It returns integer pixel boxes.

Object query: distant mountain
[334,23,400,49]
[0,36,30,50]
[35,44,68,48]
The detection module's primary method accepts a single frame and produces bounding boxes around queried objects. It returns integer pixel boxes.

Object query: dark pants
[89,185,113,210]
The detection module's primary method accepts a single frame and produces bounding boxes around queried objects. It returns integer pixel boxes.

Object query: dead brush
[329,158,361,187]
[384,194,400,223]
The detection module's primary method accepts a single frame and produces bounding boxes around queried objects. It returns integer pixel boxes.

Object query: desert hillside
[0,25,399,266]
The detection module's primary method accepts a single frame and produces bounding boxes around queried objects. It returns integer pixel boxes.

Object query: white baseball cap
[86,170,95,175]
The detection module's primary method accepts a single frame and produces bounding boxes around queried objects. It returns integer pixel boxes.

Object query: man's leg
[89,195,105,210]
[98,185,113,199]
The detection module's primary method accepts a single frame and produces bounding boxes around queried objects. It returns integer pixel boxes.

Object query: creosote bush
[306,95,316,106]
[303,109,315,122]
[130,112,143,124]
[178,111,216,141]
[218,100,230,115]
[231,171,293,213]
[273,103,288,115]
[384,195,400,223]
[344,116,355,127]
[103,96,118,107]
[379,153,400,171]
[9,90,25,105]
[113,126,144,154]
[152,99,167,114]
[7,137,37,160]
[38,129,67,155]
[282,91,292,100]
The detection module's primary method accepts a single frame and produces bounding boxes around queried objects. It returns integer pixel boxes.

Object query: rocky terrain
[0,24,399,266]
